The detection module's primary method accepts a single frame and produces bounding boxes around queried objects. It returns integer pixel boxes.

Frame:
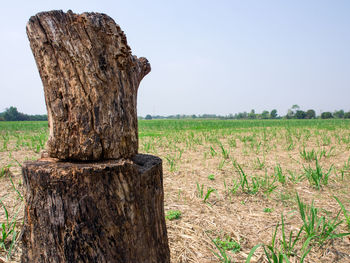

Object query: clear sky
[1,0,349,116]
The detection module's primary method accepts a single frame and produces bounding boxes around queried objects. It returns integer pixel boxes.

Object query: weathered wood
[26,10,150,160]
[23,10,169,263]
[21,154,170,263]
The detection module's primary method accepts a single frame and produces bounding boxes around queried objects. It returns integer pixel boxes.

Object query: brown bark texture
[21,154,170,263]
[26,10,151,160]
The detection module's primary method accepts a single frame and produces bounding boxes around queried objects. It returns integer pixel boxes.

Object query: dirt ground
[0,124,350,262]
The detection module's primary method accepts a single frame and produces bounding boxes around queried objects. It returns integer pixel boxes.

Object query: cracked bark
[21,155,170,263]
[22,10,170,263]
[26,10,151,161]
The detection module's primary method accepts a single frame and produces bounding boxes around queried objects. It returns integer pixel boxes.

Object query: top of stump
[27,10,150,161]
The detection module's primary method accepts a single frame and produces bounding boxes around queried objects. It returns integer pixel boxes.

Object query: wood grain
[26,10,150,160]
[21,154,170,263]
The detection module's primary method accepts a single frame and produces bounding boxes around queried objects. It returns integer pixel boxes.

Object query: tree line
[1,105,349,121]
[0,107,47,121]
[142,105,350,120]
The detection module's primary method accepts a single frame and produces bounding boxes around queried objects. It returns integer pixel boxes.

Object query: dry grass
[0,120,350,262]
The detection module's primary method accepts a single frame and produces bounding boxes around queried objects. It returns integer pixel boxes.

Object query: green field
[0,119,350,262]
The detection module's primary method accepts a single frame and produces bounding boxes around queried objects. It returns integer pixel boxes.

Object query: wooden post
[22,10,170,263]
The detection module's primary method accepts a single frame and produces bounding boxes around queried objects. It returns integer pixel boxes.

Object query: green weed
[246,214,310,263]
[165,155,177,172]
[0,165,11,178]
[196,183,217,203]
[296,194,350,246]
[208,174,215,181]
[0,200,20,260]
[204,187,217,203]
[228,138,237,148]
[210,146,217,157]
[8,174,23,201]
[211,237,233,263]
[165,210,181,220]
[259,171,278,196]
[254,157,265,170]
[264,208,273,213]
[143,141,152,152]
[334,196,350,230]
[287,170,305,184]
[218,159,226,170]
[235,163,259,194]
[303,158,333,189]
[274,164,286,184]
[213,236,240,253]
[224,178,240,196]
[300,148,316,161]
[219,142,229,159]
[1,133,10,151]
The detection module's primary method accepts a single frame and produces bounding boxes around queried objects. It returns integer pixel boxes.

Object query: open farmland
[0,119,350,262]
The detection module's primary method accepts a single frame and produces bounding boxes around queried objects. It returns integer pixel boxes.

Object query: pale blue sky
[1,0,349,116]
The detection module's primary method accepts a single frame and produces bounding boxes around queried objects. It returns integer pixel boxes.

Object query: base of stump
[21,154,170,263]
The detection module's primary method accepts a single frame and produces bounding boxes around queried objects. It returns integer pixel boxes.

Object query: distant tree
[3,106,19,121]
[248,109,256,119]
[227,114,234,119]
[191,114,197,119]
[270,109,278,119]
[321,112,333,119]
[305,109,316,119]
[295,110,306,119]
[286,109,294,119]
[3,107,29,121]
[236,112,248,119]
[344,112,350,119]
[0,107,47,121]
[286,104,300,119]
[145,114,152,120]
[291,104,300,111]
[333,110,345,119]
[261,110,270,119]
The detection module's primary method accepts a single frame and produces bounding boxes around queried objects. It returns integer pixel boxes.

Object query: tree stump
[21,155,170,263]
[23,10,170,263]
[26,10,151,161]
